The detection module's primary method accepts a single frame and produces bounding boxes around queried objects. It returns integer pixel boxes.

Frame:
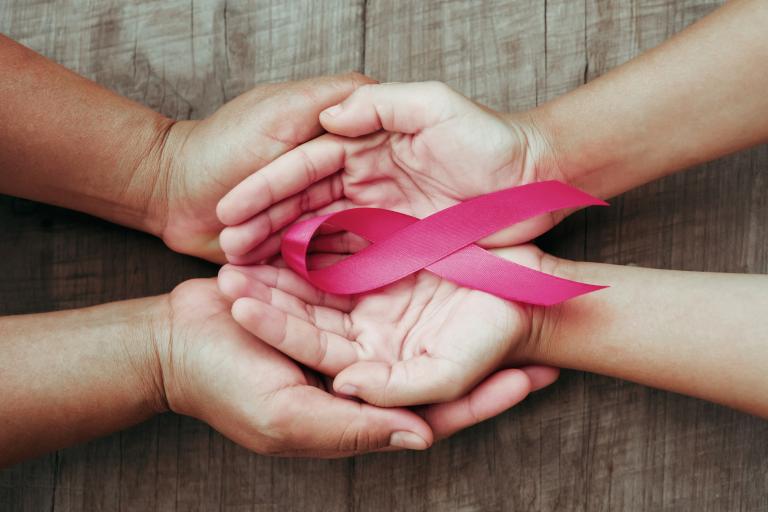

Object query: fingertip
[333,362,391,403]
[216,193,243,227]
[320,104,343,118]
[389,431,429,451]
[230,296,255,323]
[378,407,434,450]
[521,365,560,391]
[218,265,247,299]
[218,226,241,256]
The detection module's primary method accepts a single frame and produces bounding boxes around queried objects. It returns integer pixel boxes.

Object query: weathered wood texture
[1,0,767,511]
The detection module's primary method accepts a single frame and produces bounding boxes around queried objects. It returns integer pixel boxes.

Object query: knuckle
[342,71,375,86]
[335,419,382,453]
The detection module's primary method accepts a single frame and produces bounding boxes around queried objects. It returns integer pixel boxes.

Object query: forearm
[528,0,768,199]
[533,260,768,417]
[0,35,171,235]
[0,295,169,467]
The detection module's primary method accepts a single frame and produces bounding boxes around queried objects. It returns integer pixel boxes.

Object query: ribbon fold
[281,181,607,306]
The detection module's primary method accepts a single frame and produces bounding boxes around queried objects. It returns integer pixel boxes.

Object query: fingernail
[337,383,358,396]
[389,431,428,451]
[322,104,343,117]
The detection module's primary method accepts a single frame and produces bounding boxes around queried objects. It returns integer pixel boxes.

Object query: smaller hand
[216,244,558,408]
[216,81,565,265]
[149,73,373,262]
[157,278,557,457]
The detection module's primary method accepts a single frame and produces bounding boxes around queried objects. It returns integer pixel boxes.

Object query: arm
[0,34,373,261]
[0,34,172,236]
[533,261,768,417]
[1,276,556,467]
[216,2,768,262]
[529,0,768,199]
[0,296,167,467]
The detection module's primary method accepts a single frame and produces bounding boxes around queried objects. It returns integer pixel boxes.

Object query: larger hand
[148,73,373,262]
[216,81,564,264]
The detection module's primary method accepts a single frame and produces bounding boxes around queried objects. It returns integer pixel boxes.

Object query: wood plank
[2,0,767,511]
[580,1,768,511]
[0,1,365,511]
[362,2,573,510]
[362,0,768,511]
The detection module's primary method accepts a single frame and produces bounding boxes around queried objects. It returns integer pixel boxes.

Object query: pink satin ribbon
[281,181,607,306]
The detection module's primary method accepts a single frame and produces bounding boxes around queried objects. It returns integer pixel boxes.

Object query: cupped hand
[149,73,374,262]
[216,81,565,264]
[216,244,557,408]
[156,278,557,456]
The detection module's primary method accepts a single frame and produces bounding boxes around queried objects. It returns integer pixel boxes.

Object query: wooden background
[1,0,767,510]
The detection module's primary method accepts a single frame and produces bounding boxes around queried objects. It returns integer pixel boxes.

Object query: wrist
[133,294,173,415]
[520,101,620,199]
[124,115,180,238]
[525,255,586,366]
[523,86,653,200]
[502,109,568,185]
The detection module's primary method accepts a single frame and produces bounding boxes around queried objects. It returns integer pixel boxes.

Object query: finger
[222,197,355,264]
[521,365,560,391]
[262,386,432,457]
[224,227,287,265]
[228,72,375,149]
[309,231,370,254]
[217,134,347,226]
[420,369,532,440]
[319,81,465,137]
[219,174,344,256]
[477,212,558,248]
[232,297,360,376]
[258,285,352,339]
[219,264,353,311]
[332,356,483,407]
[305,253,347,269]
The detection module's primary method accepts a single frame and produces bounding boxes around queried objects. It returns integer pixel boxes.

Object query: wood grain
[1,0,767,511]
[0,1,364,511]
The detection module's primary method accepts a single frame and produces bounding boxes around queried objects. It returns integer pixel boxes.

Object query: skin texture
[2,0,768,467]
[217,1,768,265]
[537,261,768,418]
[0,36,559,466]
[0,32,378,262]
[218,0,768,415]
[216,81,565,265]
[0,277,558,467]
[156,74,384,261]
[217,245,547,407]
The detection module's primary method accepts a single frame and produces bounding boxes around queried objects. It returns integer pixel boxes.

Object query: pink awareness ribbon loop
[281,181,608,306]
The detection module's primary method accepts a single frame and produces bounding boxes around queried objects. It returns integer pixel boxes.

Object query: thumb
[319,81,466,137]
[333,356,483,407]
[262,386,433,456]
[220,72,376,150]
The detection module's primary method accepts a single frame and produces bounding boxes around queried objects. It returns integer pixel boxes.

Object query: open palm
[217,82,563,264]
[218,245,549,407]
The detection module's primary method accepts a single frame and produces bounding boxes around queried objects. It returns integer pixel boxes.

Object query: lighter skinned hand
[157,278,558,456]
[216,81,564,264]
[216,245,557,408]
